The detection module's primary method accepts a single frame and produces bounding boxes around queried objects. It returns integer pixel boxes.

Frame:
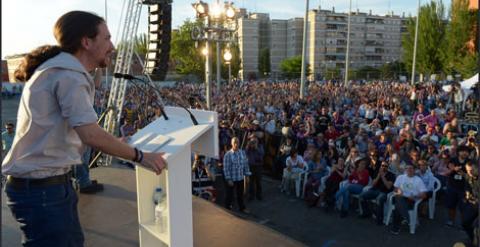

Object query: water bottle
[153,187,164,205]
[153,187,167,233]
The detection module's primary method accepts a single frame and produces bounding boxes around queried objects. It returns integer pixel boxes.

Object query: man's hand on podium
[142,152,167,175]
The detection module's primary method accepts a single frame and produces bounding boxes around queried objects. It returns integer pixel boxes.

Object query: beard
[98,61,107,68]
[98,57,108,68]
[98,52,112,68]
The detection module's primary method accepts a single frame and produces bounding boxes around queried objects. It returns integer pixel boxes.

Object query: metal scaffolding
[102,0,143,166]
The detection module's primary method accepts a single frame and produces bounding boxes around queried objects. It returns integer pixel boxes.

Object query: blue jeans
[335,183,364,211]
[5,182,84,246]
[73,147,92,189]
[359,188,387,221]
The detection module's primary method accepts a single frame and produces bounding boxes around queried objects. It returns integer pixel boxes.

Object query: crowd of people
[93,78,478,242]
[1,82,24,98]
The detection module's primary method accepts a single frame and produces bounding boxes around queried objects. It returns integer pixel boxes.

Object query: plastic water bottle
[153,187,167,233]
[153,187,164,205]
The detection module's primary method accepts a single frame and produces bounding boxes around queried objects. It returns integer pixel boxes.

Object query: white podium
[129,106,218,247]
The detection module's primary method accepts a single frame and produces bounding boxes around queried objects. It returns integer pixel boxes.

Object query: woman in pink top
[335,158,370,217]
[423,109,439,128]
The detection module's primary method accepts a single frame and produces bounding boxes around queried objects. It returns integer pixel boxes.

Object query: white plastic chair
[281,165,308,197]
[423,177,442,219]
[318,167,332,194]
[295,166,309,198]
[300,171,309,198]
[384,177,441,234]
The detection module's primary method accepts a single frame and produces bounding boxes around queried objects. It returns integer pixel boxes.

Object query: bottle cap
[155,187,162,192]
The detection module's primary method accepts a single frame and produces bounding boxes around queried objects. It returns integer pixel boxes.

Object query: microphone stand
[89,106,115,169]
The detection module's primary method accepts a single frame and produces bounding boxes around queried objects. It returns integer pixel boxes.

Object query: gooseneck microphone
[113,73,199,125]
[114,73,137,81]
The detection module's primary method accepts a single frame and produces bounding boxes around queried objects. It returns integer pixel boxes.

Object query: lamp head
[224,3,236,19]
[223,50,232,61]
[192,1,209,18]
[210,2,222,19]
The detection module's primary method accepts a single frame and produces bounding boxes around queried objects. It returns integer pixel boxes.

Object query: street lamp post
[300,0,309,99]
[216,41,221,90]
[224,49,232,84]
[411,0,420,85]
[192,1,237,109]
[211,0,221,91]
[203,36,212,109]
[344,0,352,86]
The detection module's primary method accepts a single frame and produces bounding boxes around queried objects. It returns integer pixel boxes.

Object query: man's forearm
[75,123,136,161]
[94,130,136,160]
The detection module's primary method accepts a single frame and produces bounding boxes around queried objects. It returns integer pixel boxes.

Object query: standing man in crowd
[461,161,478,245]
[445,146,470,228]
[2,122,15,155]
[223,137,251,213]
[246,136,264,201]
[2,11,166,246]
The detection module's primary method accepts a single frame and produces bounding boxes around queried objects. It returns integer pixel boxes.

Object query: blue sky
[2,0,451,58]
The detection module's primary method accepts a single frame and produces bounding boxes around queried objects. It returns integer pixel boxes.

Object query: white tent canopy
[461,73,479,90]
[443,73,479,92]
[442,73,479,110]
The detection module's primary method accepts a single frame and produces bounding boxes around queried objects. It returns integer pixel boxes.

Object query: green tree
[116,33,147,56]
[444,0,478,78]
[133,33,148,57]
[379,61,405,80]
[279,56,310,79]
[325,67,341,80]
[258,48,271,77]
[356,66,381,80]
[402,1,446,77]
[170,19,204,80]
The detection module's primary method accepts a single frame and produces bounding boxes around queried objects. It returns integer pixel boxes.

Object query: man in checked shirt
[223,137,252,213]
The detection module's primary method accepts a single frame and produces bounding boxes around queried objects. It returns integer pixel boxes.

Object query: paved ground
[214,176,470,247]
[1,98,471,246]
[2,167,469,247]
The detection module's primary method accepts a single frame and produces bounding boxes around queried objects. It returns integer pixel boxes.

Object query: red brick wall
[1,61,9,81]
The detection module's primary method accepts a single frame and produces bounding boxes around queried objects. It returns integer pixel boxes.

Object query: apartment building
[237,14,267,80]
[307,8,406,79]
[237,7,407,80]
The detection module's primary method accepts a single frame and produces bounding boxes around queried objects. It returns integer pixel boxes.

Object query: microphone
[113,73,199,125]
[113,73,137,81]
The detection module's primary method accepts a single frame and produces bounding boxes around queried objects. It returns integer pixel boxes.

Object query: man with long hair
[2,11,166,246]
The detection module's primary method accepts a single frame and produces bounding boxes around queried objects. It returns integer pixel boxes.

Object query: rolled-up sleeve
[55,72,98,128]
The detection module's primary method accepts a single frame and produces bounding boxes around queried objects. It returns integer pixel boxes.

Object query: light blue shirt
[416,169,435,191]
[2,131,14,153]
